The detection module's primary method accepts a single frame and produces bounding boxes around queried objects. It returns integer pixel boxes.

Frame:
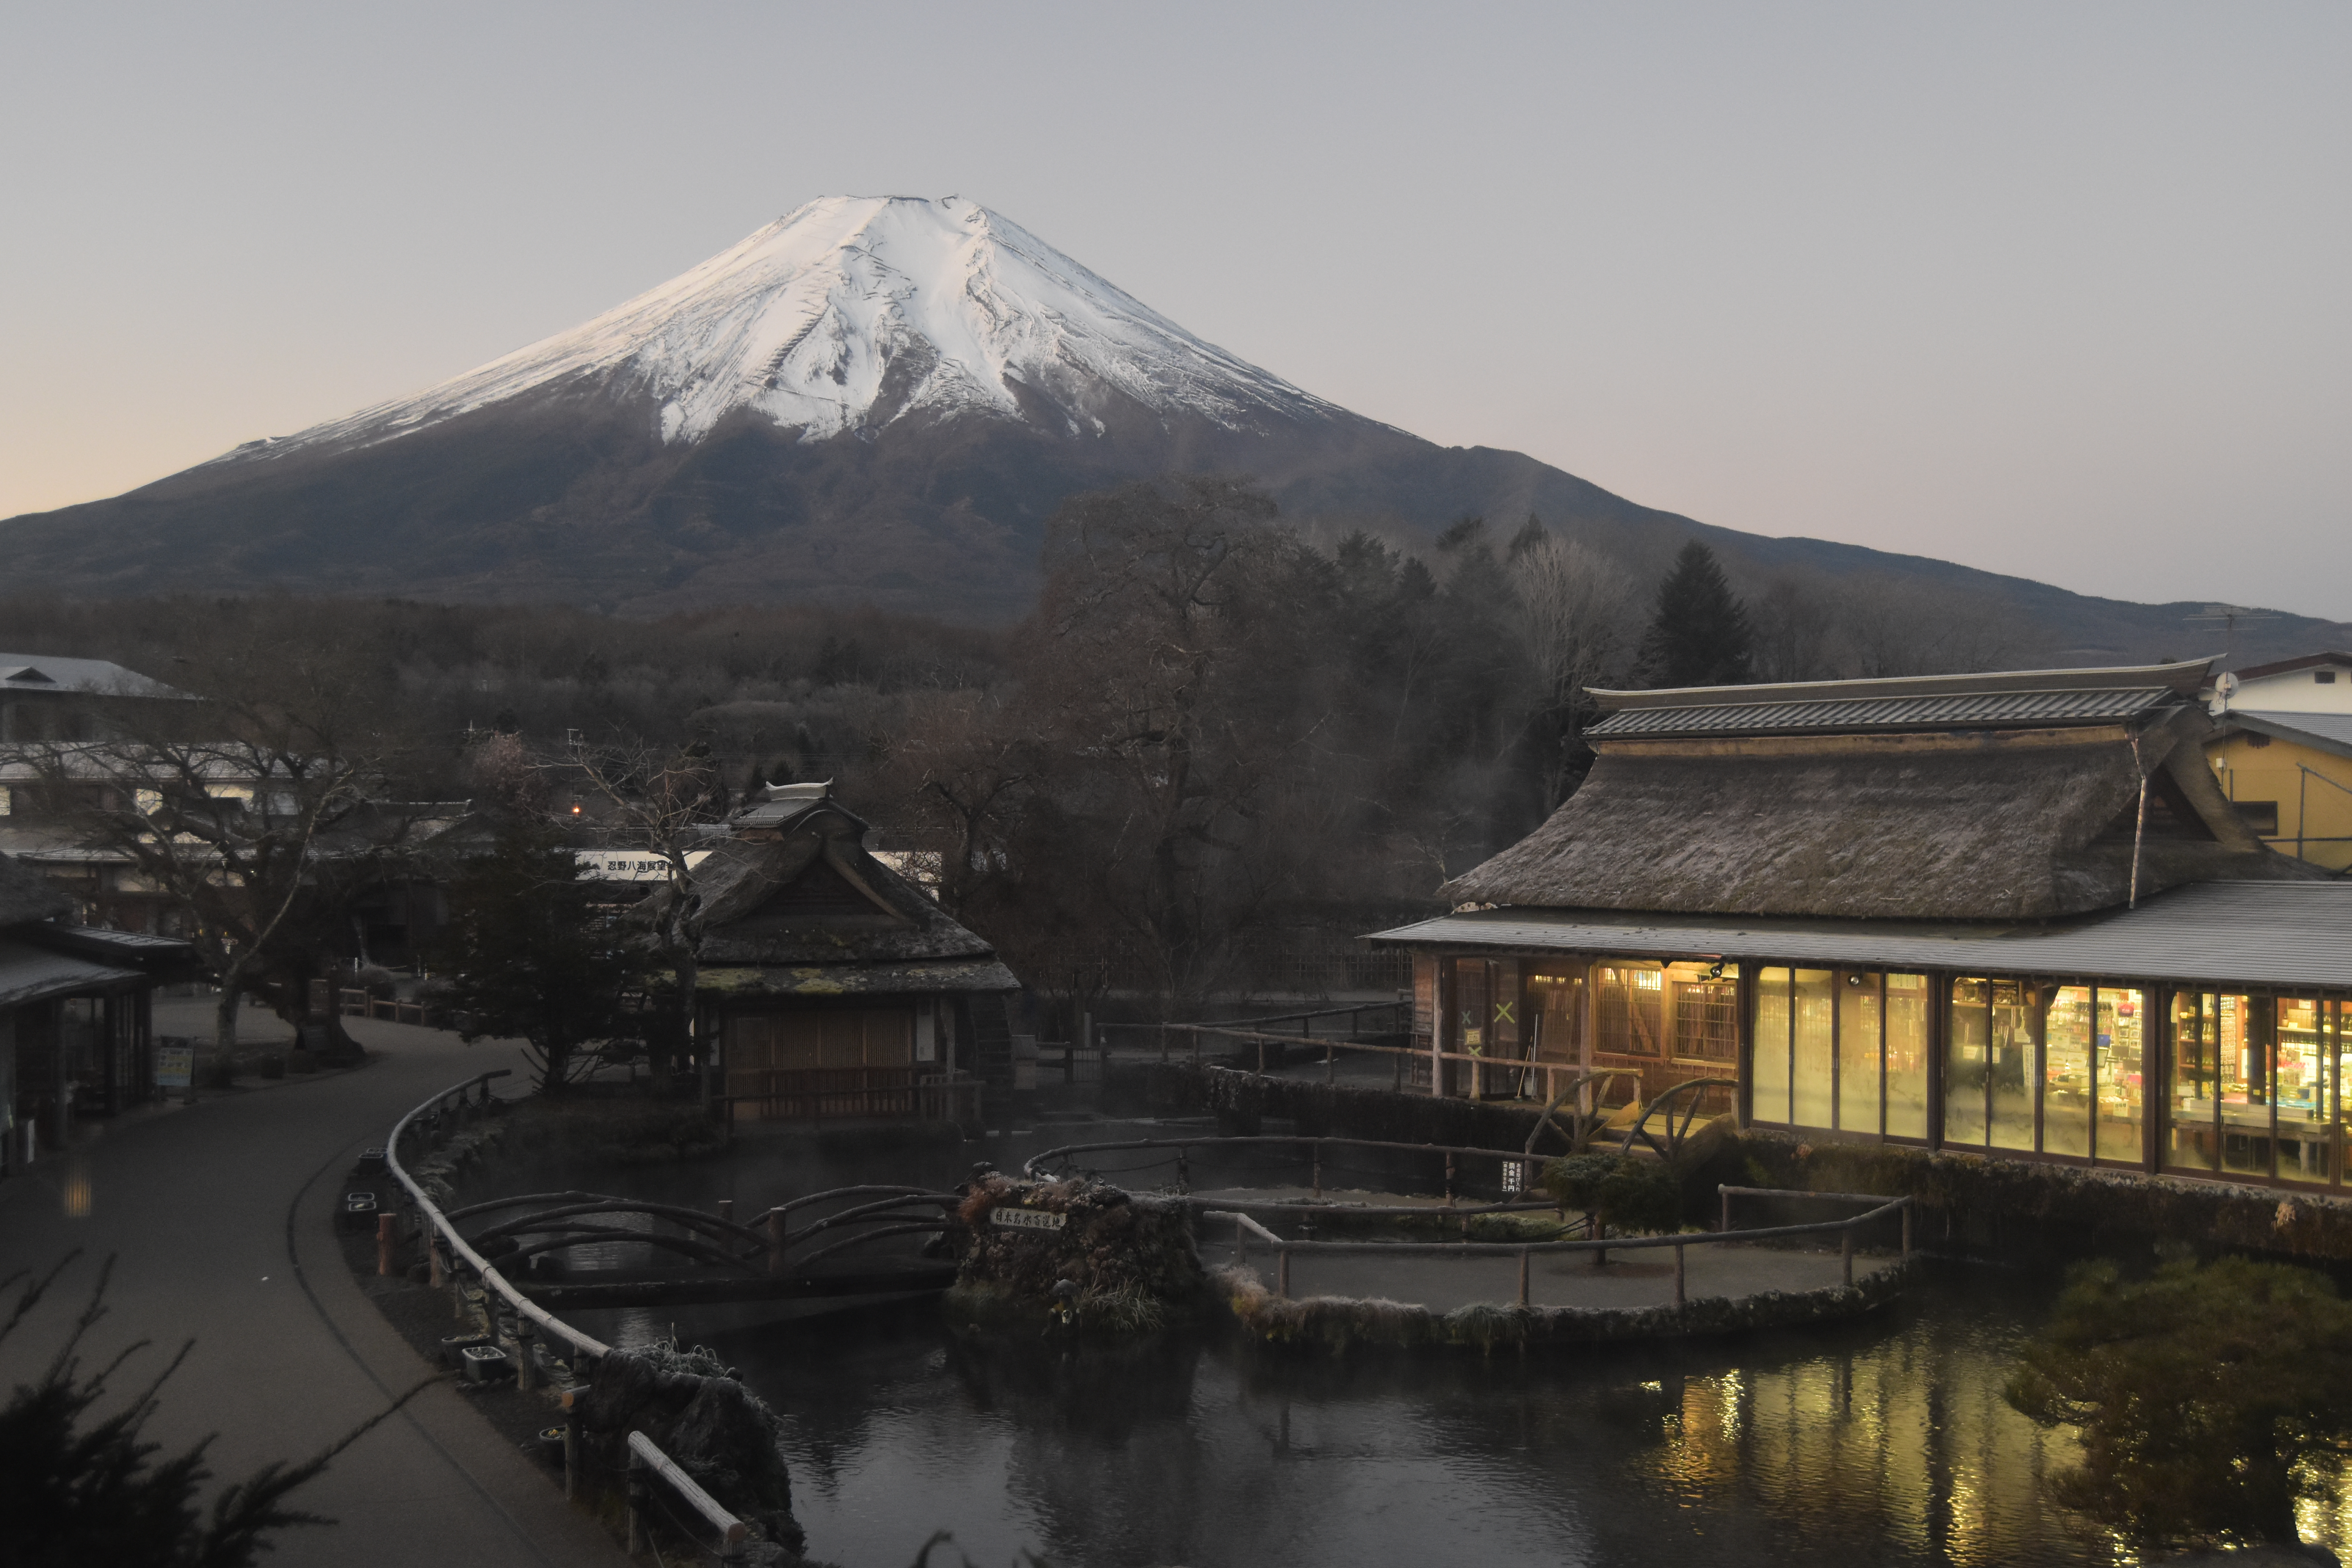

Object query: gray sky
[3,2,2345,617]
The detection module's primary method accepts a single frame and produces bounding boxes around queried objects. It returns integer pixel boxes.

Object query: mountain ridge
[3,196,2342,663]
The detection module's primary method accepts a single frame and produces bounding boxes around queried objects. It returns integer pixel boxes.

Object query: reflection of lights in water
[62,1160,91,1219]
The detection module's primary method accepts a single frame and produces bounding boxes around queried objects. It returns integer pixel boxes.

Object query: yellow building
[2207,651,2352,872]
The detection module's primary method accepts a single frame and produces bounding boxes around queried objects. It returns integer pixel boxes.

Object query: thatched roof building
[1443,659,2319,921]
[635,783,1015,1125]
[636,783,1016,998]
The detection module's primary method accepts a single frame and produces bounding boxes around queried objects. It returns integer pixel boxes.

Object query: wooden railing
[1207,1185,1913,1310]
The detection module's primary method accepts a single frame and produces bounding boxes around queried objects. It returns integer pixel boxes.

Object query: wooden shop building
[1370,659,2352,1191]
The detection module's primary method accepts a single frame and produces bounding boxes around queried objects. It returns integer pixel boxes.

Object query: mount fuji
[0,196,1707,616]
[5,196,2340,661]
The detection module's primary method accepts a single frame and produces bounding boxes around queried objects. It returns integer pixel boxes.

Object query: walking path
[0,1016,629,1568]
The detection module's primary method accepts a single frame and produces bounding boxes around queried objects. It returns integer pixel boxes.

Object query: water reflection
[467,1135,2348,1566]
[700,1265,2158,1568]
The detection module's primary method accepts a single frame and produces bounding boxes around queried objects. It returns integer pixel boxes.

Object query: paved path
[0,1018,630,1568]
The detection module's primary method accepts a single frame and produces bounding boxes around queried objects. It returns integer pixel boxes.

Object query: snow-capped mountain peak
[230,196,1344,462]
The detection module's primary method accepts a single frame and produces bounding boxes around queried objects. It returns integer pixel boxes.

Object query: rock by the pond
[574,1345,804,1556]
[946,1173,1203,1333]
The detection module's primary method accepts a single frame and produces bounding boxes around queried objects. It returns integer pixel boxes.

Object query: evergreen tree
[2006,1250,2352,1550]
[430,817,649,1093]
[0,1255,423,1568]
[1637,541,1754,687]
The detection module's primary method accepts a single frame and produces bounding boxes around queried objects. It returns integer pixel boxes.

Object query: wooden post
[514,1319,538,1392]
[1312,1143,1323,1199]
[626,1448,648,1554]
[1720,1188,1732,1234]
[1841,1225,1855,1288]
[562,1393,581,1500]
[1517,1247,1530,1307]
[428,1231,445,1291]
[376,1213,396,1276]
[1257,1038,1266,1076]
[1235,1215,1248,1270]
[1277,1248,1290,1299]
[1901,1203,1913,1259]
[1674,1243,1687,1310]
[766,1210,788,1275]
[1592,1218,1606,1268]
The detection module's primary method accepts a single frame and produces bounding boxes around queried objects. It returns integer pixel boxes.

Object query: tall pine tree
[1637,541,1755,687]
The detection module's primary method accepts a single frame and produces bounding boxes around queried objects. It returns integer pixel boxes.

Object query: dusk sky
[3,2,2344,618]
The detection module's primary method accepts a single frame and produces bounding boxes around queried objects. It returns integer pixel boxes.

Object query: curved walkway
[0,1017,629,1568]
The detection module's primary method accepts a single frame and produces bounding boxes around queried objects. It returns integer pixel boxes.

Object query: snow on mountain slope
[218,196,1354,465]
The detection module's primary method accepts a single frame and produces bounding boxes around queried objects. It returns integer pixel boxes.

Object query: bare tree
[561,735,726,1092]
[36,637,404,1055]
[1509,535,1635,810]
[860,688,1035,916]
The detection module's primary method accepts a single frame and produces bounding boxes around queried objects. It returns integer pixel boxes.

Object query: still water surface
[719,1265,2095,1568]
[496,1132,2352,1568]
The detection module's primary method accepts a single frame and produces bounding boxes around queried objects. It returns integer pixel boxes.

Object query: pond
[481,1123,2352,1567]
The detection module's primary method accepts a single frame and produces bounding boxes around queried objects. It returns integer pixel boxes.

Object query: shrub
[2005,1249,2352,1550]
[1540,1153,1682,1236]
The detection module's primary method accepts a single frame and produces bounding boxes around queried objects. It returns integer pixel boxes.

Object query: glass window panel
[1528,971,1585,1063]
[2094,988,2144,1167]
[1886,974,1931,1139]
[1838,973,1882,1134]
[2042,986,2093,1158]
[1595,964,1663,1057]
[2167,991,2218,1172]
[1791,969,1835,1129]
[1989,981,2038,1152]
[1946,979,1990,1147]
[1752,968,1790,1123]
[2218,994,2274,1178]
[2277,997,2332,1185]
[2336,1002,2352,1169]
[1670,966,1740,1063]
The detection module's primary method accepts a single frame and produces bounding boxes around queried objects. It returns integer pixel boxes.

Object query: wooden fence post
[562,1394,582,1501]
[1720,1188,1732,1234]
[376,1213,396,1276]
[625,1447,647,1554]
[1901,1203,1913,1259]
[1674,1243,1686,1311]
[1277,1249,1290,1300]
[1841,1225,1855,1288]
[766,1210,787,1276]
[1517,1247,1530,1307]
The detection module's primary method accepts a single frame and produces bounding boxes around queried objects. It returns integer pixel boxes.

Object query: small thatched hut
[637,784,1016,1127]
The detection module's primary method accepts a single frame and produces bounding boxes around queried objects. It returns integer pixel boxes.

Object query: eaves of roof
[1586,688,2177,740]
[1367,880,2352,992]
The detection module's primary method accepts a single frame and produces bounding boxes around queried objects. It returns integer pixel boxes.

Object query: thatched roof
[0,853,69,927]
[1445,702,2321,921]
[634,788,1006,976]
